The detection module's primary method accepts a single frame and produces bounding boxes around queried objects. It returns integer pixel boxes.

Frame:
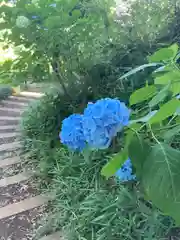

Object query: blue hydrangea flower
[60,114,86,151]
[115,158,136,182]
[82,98,130,149]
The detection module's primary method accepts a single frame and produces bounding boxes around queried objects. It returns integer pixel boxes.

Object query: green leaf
[130,85,157,106]
[155,71,180,85]
[119,63,162,80]
[171,82,180,96]
[162,125,180,141]
[169,43,179,59]
[128,136,151,179]
[129,111,158,124]
[149,98,180,124]
[149,83,170,108]
[101,149,128,178]
[142,143,180,224]
[148,47,174,63]
[124,123,141,148]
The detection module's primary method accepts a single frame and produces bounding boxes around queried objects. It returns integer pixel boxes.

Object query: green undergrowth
[33,148,176,240]
[20,88,179,240]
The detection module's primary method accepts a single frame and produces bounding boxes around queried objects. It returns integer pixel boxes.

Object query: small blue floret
[60,114,86,151]
[115,158,136,182]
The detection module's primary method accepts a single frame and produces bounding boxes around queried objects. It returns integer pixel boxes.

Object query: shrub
[0,0,178,92]
[21,88,72,145]
[0,85,13,101]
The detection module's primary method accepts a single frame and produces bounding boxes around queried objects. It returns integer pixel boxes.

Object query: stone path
[0,92,61,240]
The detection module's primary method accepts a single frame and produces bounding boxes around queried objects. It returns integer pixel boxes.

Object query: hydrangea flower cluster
[115,158,136,182]
[60,114,86,151]
[16,16,30,28]
[60,98,135,182]
[83,98,130,149]
[60,98,130,150]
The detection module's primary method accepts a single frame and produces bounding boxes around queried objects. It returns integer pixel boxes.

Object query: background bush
[0,0,179,94]
[0,85,13,101]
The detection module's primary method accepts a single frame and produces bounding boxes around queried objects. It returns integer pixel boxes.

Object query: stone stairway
[0,93,61,240]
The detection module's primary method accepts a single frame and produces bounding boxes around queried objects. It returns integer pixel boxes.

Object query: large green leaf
[129,111,157,124]
[128,136,151,179]
[162,125,180,141]
[149,83,170,108]
[101,149,128,178]
[148,47,174,63]
[169,43,179,59]
[171,82,180,96]
[125,123,141,147]
[142,143,180,224]
[119,63,161,80]
[149,98,180,124]
[130,85,157,106]
[155,71,180,85]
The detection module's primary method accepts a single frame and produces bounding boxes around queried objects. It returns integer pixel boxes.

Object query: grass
[31,147,176,240]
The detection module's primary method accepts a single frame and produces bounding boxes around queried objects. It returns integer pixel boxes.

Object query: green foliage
[163,125,180,142]
[148,44,179,62]
[12,0,180,235]
[0,85,13,101]
[130,85,157,106]
[149,98,180,124]
[129,136,180,225]
[143,142,180,225]
[148,83,170,108]
[0,0,178,97]
[101,44,180,224]
[101,149,128,178]
[21,88,73,144]
[34,148,175,240]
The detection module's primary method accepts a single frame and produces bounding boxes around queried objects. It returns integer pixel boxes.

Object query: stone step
[0,132,20,145]
[0,132,20,140]
[0,141,21,153]
[0,156,21,168]
[0,125,19,132]
[19,91,44,98]
[0,172,30,187]
[9,96,36,103]
[0,116,21,125]
[1,99,28,108]
[39,232,63,240]
[0,195,49,220]
[0,107,22,115]
[0,116,21,121]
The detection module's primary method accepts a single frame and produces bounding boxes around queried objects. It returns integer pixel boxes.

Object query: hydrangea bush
[60,97,133,180]
[60,44,180,225]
